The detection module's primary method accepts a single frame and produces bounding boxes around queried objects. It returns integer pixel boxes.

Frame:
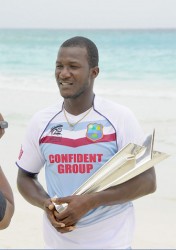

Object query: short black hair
[60,36,99,68]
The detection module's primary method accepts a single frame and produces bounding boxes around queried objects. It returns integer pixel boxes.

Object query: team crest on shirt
[86,123,103,141]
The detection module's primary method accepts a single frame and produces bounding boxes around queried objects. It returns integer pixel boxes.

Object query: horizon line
[0,27,176,31]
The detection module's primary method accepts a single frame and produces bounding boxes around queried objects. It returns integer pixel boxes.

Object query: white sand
[0,88,176,249]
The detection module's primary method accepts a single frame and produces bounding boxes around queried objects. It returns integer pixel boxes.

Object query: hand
[43,198,75,234]
[0,113,5,139]
[51,194,95,230]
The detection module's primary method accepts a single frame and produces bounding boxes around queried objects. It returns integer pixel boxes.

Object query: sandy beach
[0,87,176,249]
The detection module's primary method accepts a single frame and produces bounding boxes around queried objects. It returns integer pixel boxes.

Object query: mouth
[59,82,73,86]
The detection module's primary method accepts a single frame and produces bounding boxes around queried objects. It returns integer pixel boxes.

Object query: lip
[59,82,73,86]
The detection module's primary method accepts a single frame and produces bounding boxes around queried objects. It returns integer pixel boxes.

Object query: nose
[58,66,71,79]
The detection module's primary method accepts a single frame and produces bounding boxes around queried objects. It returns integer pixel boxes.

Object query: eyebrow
[56,60,80,64]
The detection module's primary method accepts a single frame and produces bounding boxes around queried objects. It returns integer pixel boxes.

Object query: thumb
[51,196,71,205]
[44,198,55,211]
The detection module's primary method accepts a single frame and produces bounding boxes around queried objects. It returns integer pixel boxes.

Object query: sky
[0,0,176,29]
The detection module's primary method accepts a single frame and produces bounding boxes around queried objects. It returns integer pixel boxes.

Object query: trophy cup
[54,130,169,212]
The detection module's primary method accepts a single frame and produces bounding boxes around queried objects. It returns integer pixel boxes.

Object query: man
[0,113,14,229]
[16,36,156,249]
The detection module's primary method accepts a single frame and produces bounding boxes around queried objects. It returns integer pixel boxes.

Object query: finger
[48,203,55,210]
[54,210,76,227]
[47,209,65,228]
[51,196,72,204]
[44,198,55,211]
[56,225,76,233]
[54,210,67,220]
[44,199,66,228]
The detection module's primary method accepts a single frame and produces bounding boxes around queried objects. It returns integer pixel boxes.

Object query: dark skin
[0,167,15,229]
[55,47,98,114]
[0,113,15,229]
[0,113,5,139]
[17,46,156,234]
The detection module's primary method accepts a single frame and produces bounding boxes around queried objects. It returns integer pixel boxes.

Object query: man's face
[55,46,97,99]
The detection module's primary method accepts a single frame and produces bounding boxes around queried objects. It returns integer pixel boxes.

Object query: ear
[90,66,99,79]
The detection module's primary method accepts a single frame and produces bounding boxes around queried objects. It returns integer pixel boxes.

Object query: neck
[64,93,94,115]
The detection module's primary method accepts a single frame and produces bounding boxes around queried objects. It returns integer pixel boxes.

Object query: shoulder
[94,95,134,119]
[30,101,63,125]
[25,101,63,137]
[93,95,144,147]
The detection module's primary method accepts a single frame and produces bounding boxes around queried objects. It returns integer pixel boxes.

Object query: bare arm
[0,166,15,229]
[53,167,156,228]
[17,168,50,209]
[0,113,14,229]
[17,168,72,231]
[89,167,156,207]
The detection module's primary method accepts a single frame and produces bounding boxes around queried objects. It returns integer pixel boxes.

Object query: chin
[62,95,72,99]
[59,90,71,98]
[60,93,74,99]
[60,89,86,100]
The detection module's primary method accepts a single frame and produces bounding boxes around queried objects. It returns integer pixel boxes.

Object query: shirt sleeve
[118,107,145,150]
[16,114,45,174]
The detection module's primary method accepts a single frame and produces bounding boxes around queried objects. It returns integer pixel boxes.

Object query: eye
[70,65,79,69]
[56,64,63,69]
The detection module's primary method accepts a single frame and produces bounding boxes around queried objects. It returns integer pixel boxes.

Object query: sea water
[0,29,176,154]
[0,28,176,95]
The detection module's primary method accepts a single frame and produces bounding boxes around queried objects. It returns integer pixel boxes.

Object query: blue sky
[0,0,176,29]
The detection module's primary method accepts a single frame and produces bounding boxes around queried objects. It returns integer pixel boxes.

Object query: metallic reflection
[55,131,169,213]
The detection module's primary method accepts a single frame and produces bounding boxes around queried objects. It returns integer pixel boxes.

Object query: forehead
[57,47,88,63]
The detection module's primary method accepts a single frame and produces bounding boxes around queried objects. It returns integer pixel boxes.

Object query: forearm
[0,167,14,229]
[88,167,157,208]
[0,196,14,230]
[17,169,50,210]
[0,166,14,205]
[17,169,70,232]
[52,167,157,229]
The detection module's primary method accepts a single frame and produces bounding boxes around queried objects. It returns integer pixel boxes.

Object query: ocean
[0,28,176,97]
[0,29,176,155]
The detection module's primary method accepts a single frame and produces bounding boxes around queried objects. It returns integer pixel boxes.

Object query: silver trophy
[54,130,169,212]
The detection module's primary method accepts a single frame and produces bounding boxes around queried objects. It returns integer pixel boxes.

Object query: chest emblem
[50,125,63,136]
[86,123,103,141]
